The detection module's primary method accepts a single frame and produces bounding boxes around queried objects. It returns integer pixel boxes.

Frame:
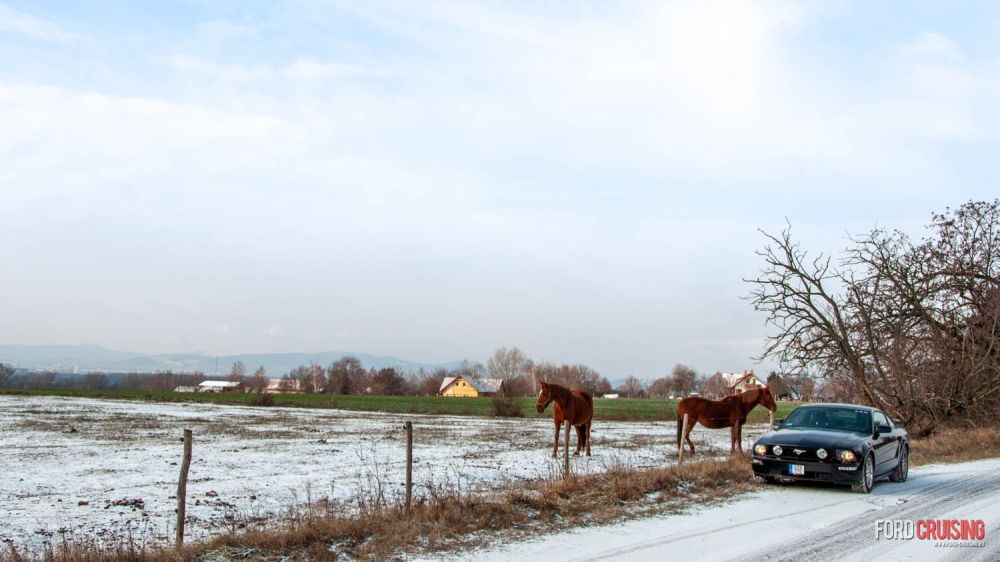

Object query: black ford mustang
[751,403,909,493]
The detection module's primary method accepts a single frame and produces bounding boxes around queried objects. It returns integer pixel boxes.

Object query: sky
[1,1,999,379]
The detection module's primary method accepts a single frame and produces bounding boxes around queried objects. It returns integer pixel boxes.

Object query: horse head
[536,381,553,413]
[759,386,777,412]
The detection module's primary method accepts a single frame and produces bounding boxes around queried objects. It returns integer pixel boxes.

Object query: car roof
[792,403,879,413]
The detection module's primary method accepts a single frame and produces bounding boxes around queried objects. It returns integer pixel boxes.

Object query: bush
[490,391,523,417]
[248,392,274,407]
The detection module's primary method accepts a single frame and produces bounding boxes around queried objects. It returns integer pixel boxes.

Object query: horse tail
[578,422,589,448]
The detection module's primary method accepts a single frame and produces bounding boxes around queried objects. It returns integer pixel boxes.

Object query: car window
[782,408,871,432]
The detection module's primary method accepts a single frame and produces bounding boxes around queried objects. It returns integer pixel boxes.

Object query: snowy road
[459,458,1000,562]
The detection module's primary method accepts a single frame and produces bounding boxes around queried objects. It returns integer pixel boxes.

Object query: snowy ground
[445,458,1000,562]
[0,395,763,548]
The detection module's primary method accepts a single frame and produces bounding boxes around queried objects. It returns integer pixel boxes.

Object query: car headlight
[816,448,828,460]
[754,444,767,456]
[772,445,783,456]
[837,450,856,463]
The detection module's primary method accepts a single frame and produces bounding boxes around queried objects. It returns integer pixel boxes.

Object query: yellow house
[438,375,503,397]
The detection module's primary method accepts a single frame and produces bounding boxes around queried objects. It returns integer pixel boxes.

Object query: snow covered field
[0,395,764,547]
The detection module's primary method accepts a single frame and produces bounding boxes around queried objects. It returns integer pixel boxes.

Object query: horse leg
[685,421,696,454]
[585,423,591,456]
[736,419,744,453]
[573,425,582,455]
[552,420,560,458]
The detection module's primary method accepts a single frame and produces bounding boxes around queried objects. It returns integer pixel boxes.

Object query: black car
[751,403,908,493]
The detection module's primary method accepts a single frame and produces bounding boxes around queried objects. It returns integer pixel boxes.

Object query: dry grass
[909,426,1000,466]
[1,456,756,562]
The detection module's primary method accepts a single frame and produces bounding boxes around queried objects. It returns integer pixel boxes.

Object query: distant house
[197,380,244,393]
[265,379,303,394]
[438,375,503,397]
[721,370,767,395]
[173,386,197,393]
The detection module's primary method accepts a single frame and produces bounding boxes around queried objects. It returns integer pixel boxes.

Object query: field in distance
[0,389,799,422]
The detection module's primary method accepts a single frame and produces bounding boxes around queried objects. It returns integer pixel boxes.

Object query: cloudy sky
[1,1,998,378]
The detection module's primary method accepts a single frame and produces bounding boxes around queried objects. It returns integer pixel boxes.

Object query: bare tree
[326,356,364,394]
[617,375,645,398]
[648,376,672,397]
[0,363,14,388]
[669,364,699,395]
[596,377,613,396]
[487,347,533,395]
[228,361,247,383]
[766,372,790,398]
[748,201,1000,434]
[250,366,267,393]
[702,372,727,398]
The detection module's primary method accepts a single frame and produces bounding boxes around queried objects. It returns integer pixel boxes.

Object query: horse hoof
[573,452,580,456]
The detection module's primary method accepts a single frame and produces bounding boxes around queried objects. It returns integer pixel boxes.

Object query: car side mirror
[874,423,891,436]
[771,418,784,430]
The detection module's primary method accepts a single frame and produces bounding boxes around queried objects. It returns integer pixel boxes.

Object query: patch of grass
[909,426,1000,466]
[0,389,800,422]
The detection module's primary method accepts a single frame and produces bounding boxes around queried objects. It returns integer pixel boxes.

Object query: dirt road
[457,458,1000,561]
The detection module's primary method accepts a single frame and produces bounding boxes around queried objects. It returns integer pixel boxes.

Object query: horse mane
[545,382,572,398]
[740,387,761,404]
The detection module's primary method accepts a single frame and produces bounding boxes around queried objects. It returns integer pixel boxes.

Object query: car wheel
[852,453,874,494]
[890,446,909,483]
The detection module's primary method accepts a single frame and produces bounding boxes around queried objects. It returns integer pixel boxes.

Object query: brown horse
[676,387,776,454]
[536,382,594,457]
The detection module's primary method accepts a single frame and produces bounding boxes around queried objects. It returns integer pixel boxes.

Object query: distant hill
[0,344,464,376]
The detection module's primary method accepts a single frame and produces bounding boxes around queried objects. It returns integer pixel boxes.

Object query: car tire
[890,446,909,483]
[852,453,875,494]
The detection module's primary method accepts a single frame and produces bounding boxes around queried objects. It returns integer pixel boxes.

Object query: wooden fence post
[769,411,774,429]
[563,420,570,477]
[678,413,688,464]
[404,421,413,512]
[176,428,192,548]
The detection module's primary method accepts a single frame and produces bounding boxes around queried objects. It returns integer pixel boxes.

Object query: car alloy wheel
[853,454,874,494]
[891,446,909,483]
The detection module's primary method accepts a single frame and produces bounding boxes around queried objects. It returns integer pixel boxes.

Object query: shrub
[490,391,522,417]
[248,392,274,407]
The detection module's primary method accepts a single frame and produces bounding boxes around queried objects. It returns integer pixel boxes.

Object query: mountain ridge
[0,344,465,375]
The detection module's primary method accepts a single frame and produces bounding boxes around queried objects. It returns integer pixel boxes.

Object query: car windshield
[782,407,872,433]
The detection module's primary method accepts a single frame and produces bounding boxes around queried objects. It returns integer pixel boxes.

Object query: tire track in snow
[738,469,1000,561]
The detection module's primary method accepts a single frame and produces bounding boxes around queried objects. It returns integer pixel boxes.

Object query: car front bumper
[751,456,863,485]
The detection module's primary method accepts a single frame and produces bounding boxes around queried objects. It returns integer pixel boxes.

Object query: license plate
[789,464,805,476]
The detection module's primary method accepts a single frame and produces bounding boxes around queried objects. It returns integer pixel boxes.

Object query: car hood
[756,428,864,449]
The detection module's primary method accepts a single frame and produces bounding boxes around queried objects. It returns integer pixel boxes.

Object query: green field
[0,388,800,422]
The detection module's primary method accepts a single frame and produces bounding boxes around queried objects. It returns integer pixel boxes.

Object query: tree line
[1,349,816,399]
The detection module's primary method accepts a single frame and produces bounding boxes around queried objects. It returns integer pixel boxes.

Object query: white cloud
[159,54,274,81]
[285,60,380,80]
[0,4,78,42]
[196,20,256,41]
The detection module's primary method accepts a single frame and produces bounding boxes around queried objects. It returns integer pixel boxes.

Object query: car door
[871,410,898,473]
